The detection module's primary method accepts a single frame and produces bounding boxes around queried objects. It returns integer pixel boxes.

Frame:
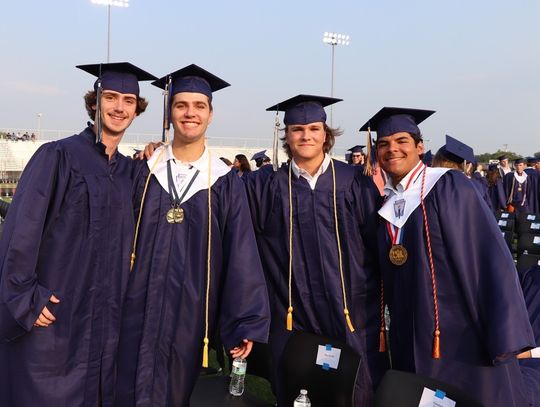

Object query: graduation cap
[266,94,342,126]
[359,107,436,139]
[437,135,475,165]
[422,150,433,166]
[348,145,365,154]
[488,163,498,171]
[514,157,526,165]
[498,154,508,161]
[152,64,230,101]
[527,156,538,165]
[251,150,269,161]
[77,62,157,143]
[152,64,230,142]
[76,62,156,97]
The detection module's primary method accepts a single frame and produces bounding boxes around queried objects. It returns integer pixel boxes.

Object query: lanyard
[385,162,425,244]
[167,160,200,206]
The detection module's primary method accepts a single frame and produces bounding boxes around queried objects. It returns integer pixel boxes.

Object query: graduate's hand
[517,350,532,359]
[33,294,60,327]
[143,142,163,160]
[229,339,253,359]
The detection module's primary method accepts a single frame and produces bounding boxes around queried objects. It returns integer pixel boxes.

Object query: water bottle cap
[300,389,308,395]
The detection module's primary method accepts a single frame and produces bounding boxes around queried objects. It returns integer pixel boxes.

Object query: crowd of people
[0,61,539,407]
[1,131,37,142]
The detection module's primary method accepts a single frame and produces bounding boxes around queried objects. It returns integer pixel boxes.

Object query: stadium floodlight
[322,32,350,127]
[90,0,130,62]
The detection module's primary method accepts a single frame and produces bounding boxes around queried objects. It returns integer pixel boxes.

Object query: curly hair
[280,123,343,160]
[83,90,149,121]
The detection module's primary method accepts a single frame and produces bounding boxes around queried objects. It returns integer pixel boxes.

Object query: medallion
[167,207,184,224]
[389,244,408,266]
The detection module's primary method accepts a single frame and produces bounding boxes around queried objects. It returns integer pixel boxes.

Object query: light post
[90,0,130,62]
[37,113,42,139]
[322,32,350,127]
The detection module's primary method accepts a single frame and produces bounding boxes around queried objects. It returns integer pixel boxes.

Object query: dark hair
[280,123,343,160]
[486,167,501,187]
[84,90,149,121]
[432,149,463,171]
[235,154,251,173]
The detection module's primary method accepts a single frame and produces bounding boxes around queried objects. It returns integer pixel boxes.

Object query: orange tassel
[432,330,441,359]
[379,327,386,352]
[286,307,293,331]
[344,309,355,333]
[202,337,209,367]
[130,252,136,272]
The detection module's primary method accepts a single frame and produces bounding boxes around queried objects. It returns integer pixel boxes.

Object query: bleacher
[496,211,540,273]
[0,138,271,174]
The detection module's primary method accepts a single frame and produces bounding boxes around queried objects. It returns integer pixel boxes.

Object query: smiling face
[98,90,138,138]
[285,121,326,164]
[170,92,213,145]
[376,131,424,185]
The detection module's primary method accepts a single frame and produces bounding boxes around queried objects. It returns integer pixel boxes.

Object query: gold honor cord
[202,152,212,368]
[286,164,294,330]
[330,159,355,333]
[286,159,355,333]
[130,148,167,271]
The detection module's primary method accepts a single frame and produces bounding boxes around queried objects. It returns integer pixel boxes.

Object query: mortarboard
[348,145,365,154]
[359,107,435,139]
[251,150,269,161]
[76,62,156,97]
[422,150,433,166]
[526,156,538,165]
[488,164,498,171]
[498,154,508,161]
[266,94,342,126]
[152,64,229,142]
[76,62,156,143]
[514,157,526,165]
[152,64,230,101]
[437,135,475,164]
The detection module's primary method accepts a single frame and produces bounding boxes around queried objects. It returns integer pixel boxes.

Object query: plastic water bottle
[229,357,247,396]
[293,389,311,407]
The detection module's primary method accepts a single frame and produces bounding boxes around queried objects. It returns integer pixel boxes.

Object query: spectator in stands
[0,62,156,407]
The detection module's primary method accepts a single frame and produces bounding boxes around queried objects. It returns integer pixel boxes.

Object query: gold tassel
[202,337,209,367]
[130,252,136,272]
[363,128,373,177]
[286,306,293,331]
[344,309,355,333]
[379,327,386,352]
[432,330,441,359]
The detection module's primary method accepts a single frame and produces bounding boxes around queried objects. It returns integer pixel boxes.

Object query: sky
[1,0,539,157]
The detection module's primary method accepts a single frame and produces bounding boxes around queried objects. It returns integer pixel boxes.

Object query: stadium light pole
[322,32,350,127]
[90,0,130,63]
[37,113,42,139]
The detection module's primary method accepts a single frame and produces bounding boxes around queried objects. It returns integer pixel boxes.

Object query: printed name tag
[498,220,507,226]
[533,236,540,245]
[531,223,540,230]
[502,213,509,218]
[418,388,456,407]
[527,215,537,220]
[315,344,341,370]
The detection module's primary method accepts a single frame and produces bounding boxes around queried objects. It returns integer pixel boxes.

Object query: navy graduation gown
[487,178,507,212]
[245,161,386,407]
[504,171,534,214]
[469,176,493,211]
[0,126,135,407]
[377,170,535,407]
[115,162,270,407]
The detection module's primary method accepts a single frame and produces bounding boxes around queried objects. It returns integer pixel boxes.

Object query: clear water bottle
[229,357,247,396]
[293,389,311,407]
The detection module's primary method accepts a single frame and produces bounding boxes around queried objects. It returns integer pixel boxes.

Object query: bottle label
[232,362,246,375]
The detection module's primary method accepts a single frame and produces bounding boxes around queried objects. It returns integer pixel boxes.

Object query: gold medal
[173,207,184,223]
[167,207,184,224]
[389,244,408,266]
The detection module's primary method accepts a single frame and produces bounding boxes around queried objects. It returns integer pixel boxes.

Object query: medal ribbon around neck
[166,160,200,223]
[384,162,424,266]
